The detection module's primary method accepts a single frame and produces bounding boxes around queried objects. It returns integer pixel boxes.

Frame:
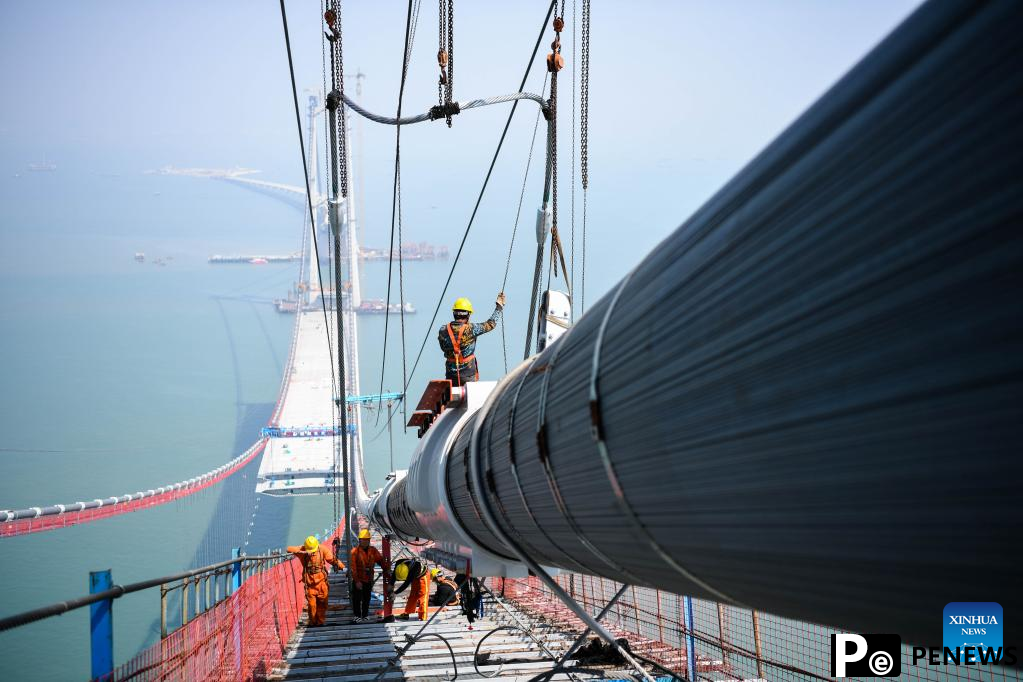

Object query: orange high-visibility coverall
[403,571,430,620]
[287,545,344,627]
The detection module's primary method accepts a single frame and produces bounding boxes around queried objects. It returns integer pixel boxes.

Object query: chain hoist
[324,3,349,197]
[436,0,455,127]
[580,0,590,190]
[547,12,566,277]
[580,0,590,312]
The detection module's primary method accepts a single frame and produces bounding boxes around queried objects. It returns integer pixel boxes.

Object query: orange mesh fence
[105,557,303,682]
[498,574,1022,682]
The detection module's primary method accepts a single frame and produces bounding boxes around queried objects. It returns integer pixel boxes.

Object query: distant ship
[27,162,56,172]
[272,296,415,315]
[134,252,145,263]
[359,241,449,261]
[356,298,416,314]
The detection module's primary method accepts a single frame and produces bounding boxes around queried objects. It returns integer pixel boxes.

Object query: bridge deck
[257,310,338,495]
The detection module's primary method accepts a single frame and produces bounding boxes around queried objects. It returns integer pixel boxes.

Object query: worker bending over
[349,529,386,623]
[393,559,430,621]
[428,568,460,607]
[286,536,345,628]
[437,293,506,385]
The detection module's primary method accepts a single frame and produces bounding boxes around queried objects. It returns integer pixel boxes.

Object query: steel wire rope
[278,2,341,524]
[500,72,549,374]
[400,0,558,401]
[376,0,420,424]
[342,91,547,126]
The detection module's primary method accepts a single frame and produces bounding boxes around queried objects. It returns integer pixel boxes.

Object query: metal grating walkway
[269,572,648,681]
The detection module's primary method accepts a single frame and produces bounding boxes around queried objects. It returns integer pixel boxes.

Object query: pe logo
[944,602,1002,662]
[830,634,901,677]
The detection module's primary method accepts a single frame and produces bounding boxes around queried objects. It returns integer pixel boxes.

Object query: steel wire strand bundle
[387,0,1023,649]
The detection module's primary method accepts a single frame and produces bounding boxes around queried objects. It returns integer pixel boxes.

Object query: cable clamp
[429,102,461,120]
[326,90,341,112]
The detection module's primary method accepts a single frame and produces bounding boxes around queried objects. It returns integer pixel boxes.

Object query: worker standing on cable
[438,293,506,385]
[349,529,385,623]
[286,536,345,628]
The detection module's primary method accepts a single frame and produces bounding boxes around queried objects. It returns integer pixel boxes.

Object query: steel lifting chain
[325,2,349,197]
[437,0,454,127]
[437,0,447,107]
[446,0,454,127]
[580,0,590,190]
[547,12,566,276]
[580,0,590,312]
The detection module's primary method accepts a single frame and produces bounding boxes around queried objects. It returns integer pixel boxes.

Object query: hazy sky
[1,0,923,298]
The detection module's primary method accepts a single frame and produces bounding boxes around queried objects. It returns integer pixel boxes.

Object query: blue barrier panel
[683,596,696,681]
[89,569,113,680]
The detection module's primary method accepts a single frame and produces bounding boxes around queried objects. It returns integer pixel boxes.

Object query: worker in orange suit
[394,559,430,621]
[429,568,461,607]
[349,528,386,623]
[287,535,344,627]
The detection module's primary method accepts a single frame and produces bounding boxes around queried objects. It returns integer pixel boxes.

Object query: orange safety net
[104,524,344,682]
[2,306,304,539]
[498,574,1023,682]
[102,557,302,682]
[0,440,267,538]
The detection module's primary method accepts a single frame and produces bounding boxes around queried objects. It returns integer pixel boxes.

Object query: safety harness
[303,550,325,584]
[445,322,478,385]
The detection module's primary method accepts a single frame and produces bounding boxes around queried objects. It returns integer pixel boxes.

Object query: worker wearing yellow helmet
[392,558,430,621]
[438,292,506,386]
[429,569,461,607]
[349,528,385,623]
[286,535,345,627]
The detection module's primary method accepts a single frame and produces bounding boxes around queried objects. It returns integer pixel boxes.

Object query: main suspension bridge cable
[377,0,420,424]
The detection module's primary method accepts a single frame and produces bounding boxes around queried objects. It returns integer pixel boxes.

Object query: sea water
[0,155,338,680]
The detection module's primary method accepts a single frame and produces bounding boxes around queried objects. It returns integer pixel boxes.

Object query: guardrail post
[683,595,697,681]
[181,578,189,627]
[160,584,168,639]
[231,548,242,593]
[231,548,243,677]
[752,610,765,680]
[89,569,114,680]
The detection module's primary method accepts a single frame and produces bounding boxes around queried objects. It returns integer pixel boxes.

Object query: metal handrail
[0,553,285,632]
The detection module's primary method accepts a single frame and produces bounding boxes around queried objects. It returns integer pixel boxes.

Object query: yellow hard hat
[358,529,371,540]
[395,562,409,582]
[430,568,441,579]
[452,297,473,314]
[303,536,319,552]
